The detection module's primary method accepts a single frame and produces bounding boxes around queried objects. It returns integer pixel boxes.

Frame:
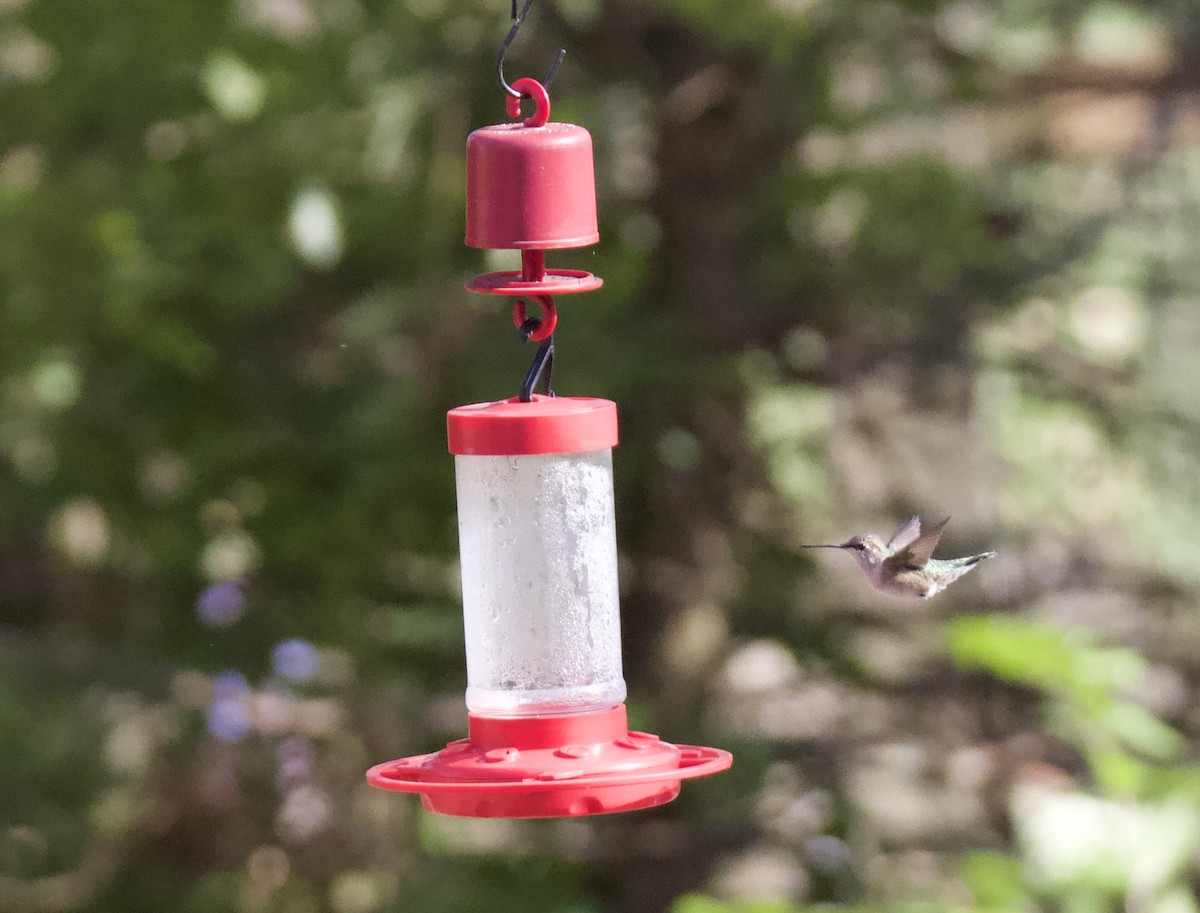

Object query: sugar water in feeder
[452,399,626,717]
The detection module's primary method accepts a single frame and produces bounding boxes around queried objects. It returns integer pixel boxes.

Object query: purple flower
[271,639,320,683]
[207,697,251,742]
[277,737,314,788]
[212,670,249,700]
[197,581,246,626]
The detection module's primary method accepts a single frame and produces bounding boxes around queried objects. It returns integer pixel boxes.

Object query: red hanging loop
[512,295,556,342]
[506,77,550,127]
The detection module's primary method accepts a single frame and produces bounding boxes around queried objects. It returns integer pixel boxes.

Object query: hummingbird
[803,515,996,599]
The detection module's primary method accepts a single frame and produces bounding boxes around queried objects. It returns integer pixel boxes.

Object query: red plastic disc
[447,395,618,456]
[466,268,604,297]
[365,705,733,818]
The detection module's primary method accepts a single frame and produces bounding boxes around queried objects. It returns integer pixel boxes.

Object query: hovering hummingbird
[803,516,996,599]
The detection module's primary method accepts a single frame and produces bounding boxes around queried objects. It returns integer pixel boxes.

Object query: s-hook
[512,281,557,402]
[497,0,566,99]
[519,336,554,401]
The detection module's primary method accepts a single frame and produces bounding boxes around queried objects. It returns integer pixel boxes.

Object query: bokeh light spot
[213,670,251,700]
[144,121,188,160]
[272,638,320,683]
[329,871,395,913]
[171,670,212,708]
[277,737,314,788]
[201,531,260,580]
[89,789,142,839]
[295,698,342,736]
[656,427,701,472]
[48,498,111,567]
[139,450,190,503]
[0,26,55,83]
[277,785,330,843]
[207,697,252,742]
[1,144,44,194]
[251,688,297,736]
[105,715,153,776]
[807,834,852,873]
[31,357,81,411]
[9,431,56,484]
[197,580,247,626]
[237,0,318,43]
[1070,286,1145,362]
[247,844,291,892]
[289,183,344,270]
[203,51,266,121]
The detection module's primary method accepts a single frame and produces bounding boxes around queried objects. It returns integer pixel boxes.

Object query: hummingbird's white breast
[851,550,886,588]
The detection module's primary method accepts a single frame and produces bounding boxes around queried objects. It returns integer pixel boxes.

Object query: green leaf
[1154,887,1200,913]
[1090,749,1150,795]
[671,896,729,913]
[947,616,1078,690]
[960,851,1028,911]
[946,616,1145,708]
[1101,701,1185,761]
[670,896,801,913]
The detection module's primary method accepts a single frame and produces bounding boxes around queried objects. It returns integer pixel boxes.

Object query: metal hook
[497,0,566,99]
[519,335,555,402]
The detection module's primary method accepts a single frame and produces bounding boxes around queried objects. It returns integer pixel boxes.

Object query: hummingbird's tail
[966,550,998,565]
[921,551,997,598]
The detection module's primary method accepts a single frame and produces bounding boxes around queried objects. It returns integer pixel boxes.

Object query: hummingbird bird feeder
[366,2,731,818]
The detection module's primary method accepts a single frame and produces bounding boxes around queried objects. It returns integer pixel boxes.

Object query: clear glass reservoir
[369,400,733,815]
[455,446,626,716]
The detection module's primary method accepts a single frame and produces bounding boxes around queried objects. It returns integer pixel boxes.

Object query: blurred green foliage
[950,616,1200,912]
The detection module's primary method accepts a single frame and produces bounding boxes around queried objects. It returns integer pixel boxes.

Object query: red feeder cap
[447,395,618,456]
[465,122,599,250]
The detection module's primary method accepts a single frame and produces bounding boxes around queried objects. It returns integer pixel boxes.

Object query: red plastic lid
[465,122,599,250]
[448,395,618,456]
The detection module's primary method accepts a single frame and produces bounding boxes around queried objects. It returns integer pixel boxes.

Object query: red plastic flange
[466,268,603,297]
[448,395,618,456]
[366,704,733,818]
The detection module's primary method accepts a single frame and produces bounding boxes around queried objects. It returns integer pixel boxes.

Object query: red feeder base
[366,704,731,818]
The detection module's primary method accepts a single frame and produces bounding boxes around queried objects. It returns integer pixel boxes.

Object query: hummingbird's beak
[801,544,845,549]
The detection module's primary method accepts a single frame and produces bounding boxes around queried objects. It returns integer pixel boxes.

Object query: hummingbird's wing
[887,515,923,552]
[886,516,950,569]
